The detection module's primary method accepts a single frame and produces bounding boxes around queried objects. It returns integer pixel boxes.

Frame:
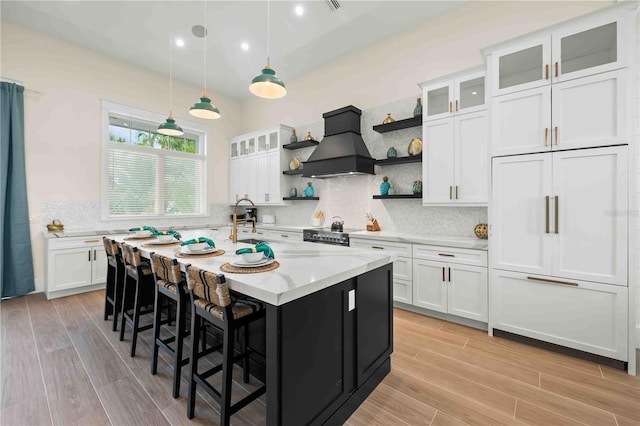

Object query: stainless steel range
[303,228,359,247]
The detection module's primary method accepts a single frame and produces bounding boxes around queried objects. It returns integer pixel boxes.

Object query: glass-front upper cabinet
[257,134,267,153]
[230,139,239,158]
[490,8,628,96]
[238,135,256,156]
[420,68,486,121]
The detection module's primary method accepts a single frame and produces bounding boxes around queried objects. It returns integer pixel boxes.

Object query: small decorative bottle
[304,182,315,197]
[290,129,298,143]
[412,180,423,195]
[413,98,423,117]
[386,146,397,159]
[290,187,298,197]
[380,176,390,196]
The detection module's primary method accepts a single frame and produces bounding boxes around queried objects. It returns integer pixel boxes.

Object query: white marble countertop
[349,230,489,250]
[113,229,394,306]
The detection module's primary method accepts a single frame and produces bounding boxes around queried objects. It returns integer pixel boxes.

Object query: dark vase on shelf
[380,176,390,196]
[386,146,397,158]
[290,129,298,143]
[304,182,314,197]
[413,98,423,117]
[412,180,422,195]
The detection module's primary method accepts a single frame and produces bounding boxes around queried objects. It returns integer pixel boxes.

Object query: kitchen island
[116,229,394,425]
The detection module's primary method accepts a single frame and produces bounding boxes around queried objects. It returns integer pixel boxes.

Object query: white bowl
[187,242,209,251]
[241,252,265,263]
[157,234,174,242]
[135,230,152,237]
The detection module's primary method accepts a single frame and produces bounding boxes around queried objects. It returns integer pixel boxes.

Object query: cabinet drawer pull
[455,100,459,111]
[545,196,550,234]
[526,276,578,287]
[554,195,559,234]
[448,267,451,282]
[544,128,549,146]
[554,61,558,77]
[371,246,384,250]
[449,101,452,113]
[438,253,455,257]
[88,250,91,261]
[280,234,289,238]
[455,185,458,200]
[84,239,100,243]
[442,267,445,282]
[545,64,549,80]
[449,186,453,200]
[554,126,558,145]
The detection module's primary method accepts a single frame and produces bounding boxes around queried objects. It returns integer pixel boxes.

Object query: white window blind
[102,103,207,219]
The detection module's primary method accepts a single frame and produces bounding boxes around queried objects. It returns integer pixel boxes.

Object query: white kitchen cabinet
[419,68,486,121]
[229,124,292,206]
[490,269,628,361]
[491,69,627,156]
[413,245,488,322]
[489,7,629,96]
[46,236,109,299]
[491,146,628,286]
[267,230,302,243]
[350,238,413,304]
[423,110,488,204]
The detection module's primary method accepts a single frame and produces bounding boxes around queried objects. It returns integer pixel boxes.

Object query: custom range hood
[302,105,374,178]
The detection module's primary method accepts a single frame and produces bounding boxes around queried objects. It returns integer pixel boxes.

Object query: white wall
[1,22,242,292]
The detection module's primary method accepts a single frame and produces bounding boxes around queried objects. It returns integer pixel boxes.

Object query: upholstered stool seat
[185,266,265,425]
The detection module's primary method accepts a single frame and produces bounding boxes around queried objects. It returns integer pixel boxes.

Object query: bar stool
[119,242,157,357]
[149,253,191,398]
[102,237,125,332]
[185,266,265,425]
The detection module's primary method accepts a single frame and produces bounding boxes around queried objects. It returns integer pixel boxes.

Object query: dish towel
[151,230,182,240]
[129,226,158,233]
[235,242,275,260]
[180,237,215,248]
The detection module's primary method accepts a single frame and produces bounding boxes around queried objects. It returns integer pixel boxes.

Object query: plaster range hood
[302,105,375,178]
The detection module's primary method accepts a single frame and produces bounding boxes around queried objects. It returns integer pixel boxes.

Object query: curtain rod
[1,76,41,94]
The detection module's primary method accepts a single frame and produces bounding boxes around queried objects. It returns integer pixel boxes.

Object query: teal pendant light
[250,0,286,99]
[159,32,184,136]
[190,0,221,119]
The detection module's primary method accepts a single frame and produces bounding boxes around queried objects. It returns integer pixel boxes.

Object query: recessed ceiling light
[471,91,478,95]
[295,5,304,16]
[241,42,249,51]
[175,38,185,47]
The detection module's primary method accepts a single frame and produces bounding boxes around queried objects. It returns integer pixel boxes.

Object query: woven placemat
[220,260,280,274]
[141,241,181,248]
[124,236,155,241]
[175,249,225,259]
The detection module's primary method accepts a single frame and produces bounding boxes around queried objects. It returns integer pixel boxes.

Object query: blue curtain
[1,82,34,298]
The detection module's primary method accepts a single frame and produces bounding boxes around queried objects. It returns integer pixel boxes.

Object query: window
[101,101,208,219]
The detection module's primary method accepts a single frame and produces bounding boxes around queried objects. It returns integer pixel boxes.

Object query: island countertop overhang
[114,229,395,306]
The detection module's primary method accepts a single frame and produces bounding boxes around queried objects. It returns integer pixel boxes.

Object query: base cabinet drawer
[393,278,413,305]
[350,239,412,257]
[393,257,412,281]
[268,230,302,242]
[490,269,628,361]
[413,244,487,267]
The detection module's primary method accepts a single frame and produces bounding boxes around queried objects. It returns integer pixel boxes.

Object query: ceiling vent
[325,0,340,12]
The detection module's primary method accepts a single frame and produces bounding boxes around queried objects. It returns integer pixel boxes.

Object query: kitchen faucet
[230,197,257,243]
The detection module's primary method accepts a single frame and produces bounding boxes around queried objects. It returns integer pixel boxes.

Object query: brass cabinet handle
[555,62,558,77]
[545,64,549,80]
[449,101,452,113]
[554,126,558,145]
[545,196,550,234]
[438,253,455,257]
[455,186,459,199]
[544,128,549,146]
[449,186,453,200]
[84,239,100,243]
[527,276,578,287]
[455,100,459,111]
[555,195,559,234]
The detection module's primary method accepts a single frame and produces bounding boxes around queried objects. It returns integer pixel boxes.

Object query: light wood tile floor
[1,290,638,425]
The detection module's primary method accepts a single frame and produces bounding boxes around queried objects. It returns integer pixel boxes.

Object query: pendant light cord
[266,0,270,67]
[169,32,173,115]
[203,0,207,95]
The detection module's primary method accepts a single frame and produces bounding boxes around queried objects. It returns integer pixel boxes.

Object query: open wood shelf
[373,115,422,133]
[282,140,320,150]
[375,155,422,166]
[373,194,422,199]
[282,197,319,201]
